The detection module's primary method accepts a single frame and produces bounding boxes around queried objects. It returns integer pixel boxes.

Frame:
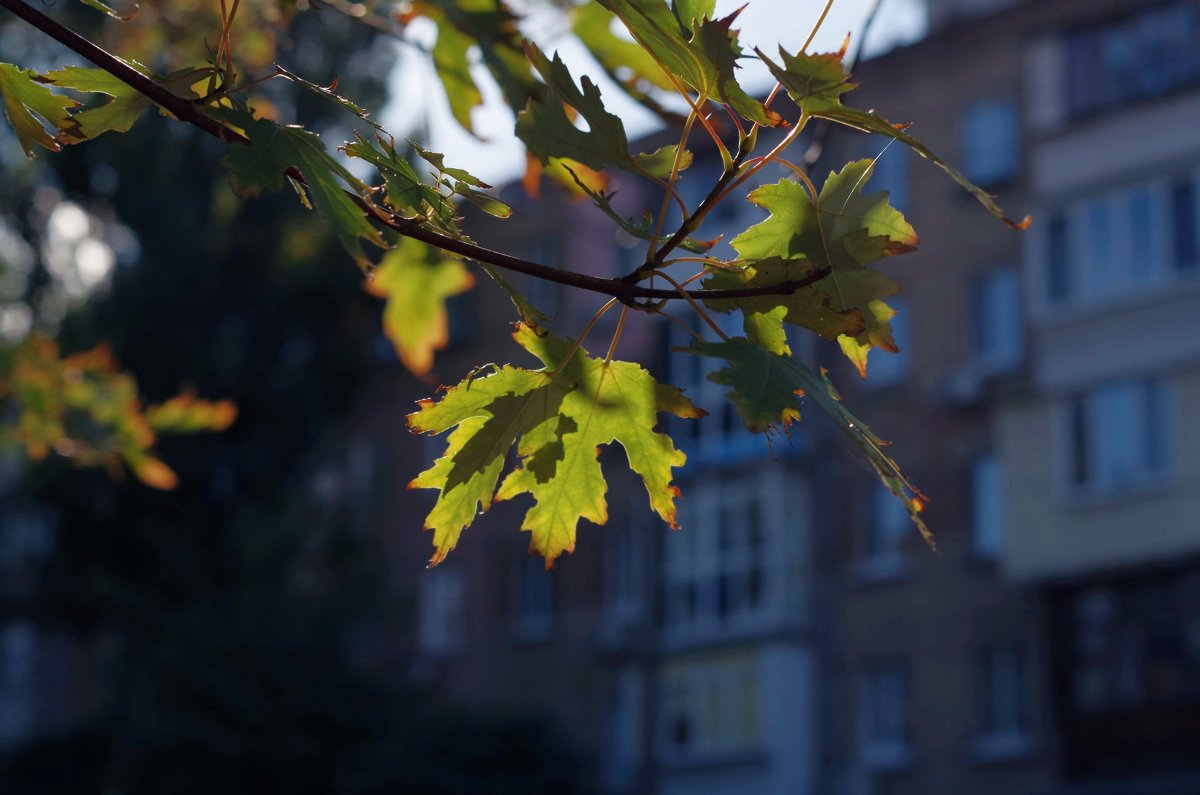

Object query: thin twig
[0,0,832,305]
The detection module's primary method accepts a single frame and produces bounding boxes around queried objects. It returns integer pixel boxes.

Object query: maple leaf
[368,238,475,375]
[572,3,676,92]
[0,63,80,157]
[596,0,779,126]
[701,257,864,341]
[45,64,208,142]
[732,160,916,376]
[516,43,640,174]
[0,334,233,490]
[216,109,385,266]
[409,324,702,567]
[685,337,932,545]
[343,133,455,228]
[758,46,1031,230]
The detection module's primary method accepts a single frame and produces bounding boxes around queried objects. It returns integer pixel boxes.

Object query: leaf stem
[604,305,629,364]
[551,298,618,379]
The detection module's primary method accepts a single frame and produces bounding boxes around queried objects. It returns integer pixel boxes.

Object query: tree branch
[0,0,831,304]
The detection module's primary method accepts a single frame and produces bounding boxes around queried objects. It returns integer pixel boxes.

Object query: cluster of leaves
[0,333,235,489]
[0,0,1026,565]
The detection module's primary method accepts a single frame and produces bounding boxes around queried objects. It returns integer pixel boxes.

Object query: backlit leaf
[410,324,702,567]
[0,63,79,157]
[216,109,385,265]
[45,64,208,141]
[368,238,474,374]
[595,0,779,126]
[759,46,1030,229]
[732,160,916,376]
[685,337,931,544]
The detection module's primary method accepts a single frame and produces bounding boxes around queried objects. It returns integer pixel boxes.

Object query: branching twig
[0,0,831,306]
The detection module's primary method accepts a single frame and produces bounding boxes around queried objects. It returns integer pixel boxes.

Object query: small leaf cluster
[0,0,1027,565]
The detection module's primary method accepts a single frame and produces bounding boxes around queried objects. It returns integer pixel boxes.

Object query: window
[663,473,786,637]
[603,526,645,627]
[417,567,464,657]
[859,659,910,770]
[667,313,768,464]
[1045,214,1071,304]
[0,623,37,748]
[866,138,909,212]
[970,453,1004,560]
[970,267,1022,371]
[1040,174,1198,309]
[1171,179,1198,270]
[859,483,911,580]
[1065,574,1200,716]
[661,654,760,758]
[1064,1,1200,119]
[976,644,1029,738]
[512,556,554,641]
[1058,572,1200,778]
[1064,379,1170,497]
[864,296,910,388]
[962,99,1019,186]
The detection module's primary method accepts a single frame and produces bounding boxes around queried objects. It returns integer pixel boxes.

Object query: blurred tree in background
[0,3,592,792]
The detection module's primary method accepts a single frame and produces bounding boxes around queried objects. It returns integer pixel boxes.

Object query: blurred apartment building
[5,1,1199,793]
[365,0,1200,793]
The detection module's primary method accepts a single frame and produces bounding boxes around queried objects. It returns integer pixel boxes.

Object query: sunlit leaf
[216,109,385,265]
[0,63,80,157]
[732,160,916,376]
[410,324,702,567]
[595,0,779,126]
[685,337,931,544]
[759,46,1031,229]
[45,64,209,141]
[368,238,474,374]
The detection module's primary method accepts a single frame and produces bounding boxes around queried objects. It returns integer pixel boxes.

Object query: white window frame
[971,643,1033,761]
[1057,377,1173,501]
[663,469,793,641]
[962,98,1020,187]
[859,658,911,771]
[417,566,465,658]
[667,313,769,465]
[1033,170,1200,320]
[970,452,1005,561]
[658,653,762,760]
[857,483,913,582]
[969,265,1023,374]
[602,520,646,628]
[511,556,554,641]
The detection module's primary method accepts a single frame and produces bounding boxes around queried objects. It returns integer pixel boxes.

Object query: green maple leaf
[516,43,638,173]
[701,257,864,342]
[572,3,676,92]
[343,133,455,228]
[410,324,702,567]
[423,9,485,133]
[732,161,915,376]
[216,109,385,265]
[759,46,1030,229]
[595,0,778,126]
[45,65,208,142]
[0,63,80,157]
[367,238,474,375]
[686,336,932,545]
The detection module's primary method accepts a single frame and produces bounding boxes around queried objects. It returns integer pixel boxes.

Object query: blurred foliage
[0,2,593,790]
